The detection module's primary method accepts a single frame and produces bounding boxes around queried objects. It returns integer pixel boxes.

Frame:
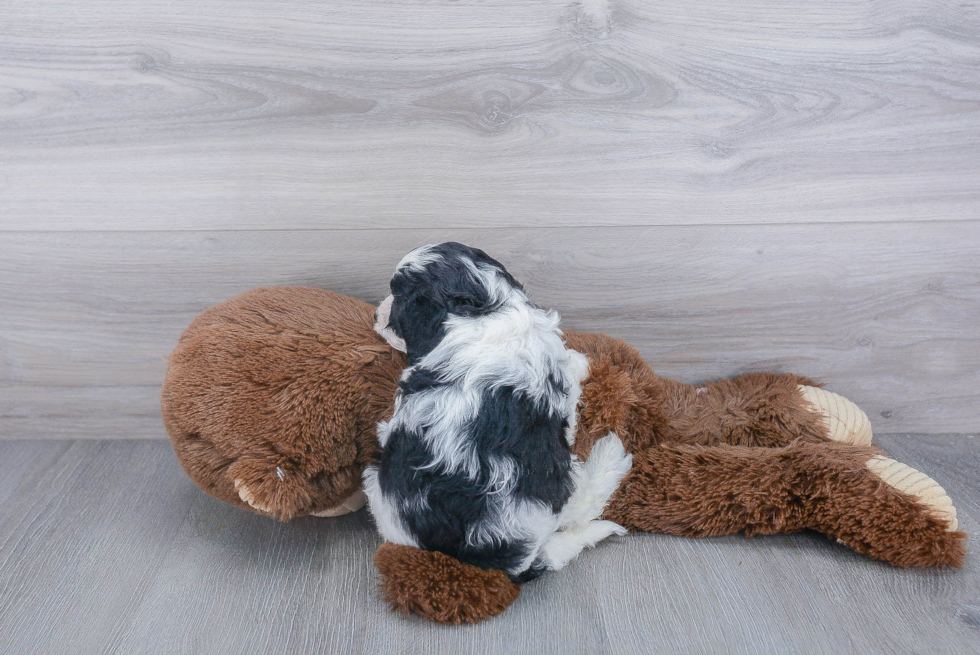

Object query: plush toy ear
[374,543,521,624]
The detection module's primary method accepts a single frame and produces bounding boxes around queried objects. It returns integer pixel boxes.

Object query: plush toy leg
[374,544,521,624]
[604,441,966,568]
[658,373,872,448]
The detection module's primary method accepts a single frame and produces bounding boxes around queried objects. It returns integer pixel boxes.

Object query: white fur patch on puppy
[557,432,632,530]
[363,466,419,548]
[540,432,632,570]
[374,294,407,352]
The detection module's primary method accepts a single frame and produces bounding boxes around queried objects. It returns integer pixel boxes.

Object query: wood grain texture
[1,0,978,230]
[0,435,977,654]
[2,222,978,437]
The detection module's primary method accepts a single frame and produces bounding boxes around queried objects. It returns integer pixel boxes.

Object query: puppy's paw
[560,432,633,528]
[540,519,627,571]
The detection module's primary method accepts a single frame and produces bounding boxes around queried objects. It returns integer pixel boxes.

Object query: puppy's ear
[447,293,486,316]
[400,289,450,364]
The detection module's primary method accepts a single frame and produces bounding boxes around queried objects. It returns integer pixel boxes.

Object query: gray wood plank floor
[0,435,977,655]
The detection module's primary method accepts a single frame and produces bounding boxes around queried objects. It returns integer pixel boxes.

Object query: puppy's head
[374,242,524,364]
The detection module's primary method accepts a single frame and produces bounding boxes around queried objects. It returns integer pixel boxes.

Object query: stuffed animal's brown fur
[162,287,967,624]
[163,287,403,520]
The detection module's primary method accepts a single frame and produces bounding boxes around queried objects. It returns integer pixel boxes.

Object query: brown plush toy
[161,287,967,624]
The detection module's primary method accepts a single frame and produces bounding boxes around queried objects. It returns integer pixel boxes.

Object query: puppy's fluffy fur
[364,242,631,582]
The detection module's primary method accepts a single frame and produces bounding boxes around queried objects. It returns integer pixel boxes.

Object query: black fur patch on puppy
[379,376,574,581]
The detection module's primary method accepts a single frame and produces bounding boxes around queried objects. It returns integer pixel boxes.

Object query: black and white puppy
[365,242,632,582]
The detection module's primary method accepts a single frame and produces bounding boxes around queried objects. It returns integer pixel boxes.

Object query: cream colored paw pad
[234,479,273,514]
[311,490,368,517]
[799,385,873,446]
[866,456,958,531]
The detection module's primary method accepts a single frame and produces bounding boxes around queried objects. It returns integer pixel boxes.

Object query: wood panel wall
[2,0,979,437]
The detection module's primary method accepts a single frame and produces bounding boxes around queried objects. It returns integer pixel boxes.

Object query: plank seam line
[1,217,978,234]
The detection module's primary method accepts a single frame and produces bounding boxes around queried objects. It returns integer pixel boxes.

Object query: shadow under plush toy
[162,274,966,624]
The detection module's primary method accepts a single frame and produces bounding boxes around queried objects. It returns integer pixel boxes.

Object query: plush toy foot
[375,544,520,624]
[866,457,958,531]
[234,479,274,514]
[234,479,366,518]
[828,453,967,568]
[310,490,368,517]
[799,385,872,446]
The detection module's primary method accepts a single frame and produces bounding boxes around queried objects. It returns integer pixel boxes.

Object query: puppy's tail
[540,432,633,570]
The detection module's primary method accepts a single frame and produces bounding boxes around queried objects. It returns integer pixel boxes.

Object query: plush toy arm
[225,453,366,521]
[603,441,966,568]
[568,331,871,454]
[167,423,361,521]
[659,373,873,448]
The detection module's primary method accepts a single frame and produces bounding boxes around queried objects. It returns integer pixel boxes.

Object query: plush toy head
[162,287,406,520]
